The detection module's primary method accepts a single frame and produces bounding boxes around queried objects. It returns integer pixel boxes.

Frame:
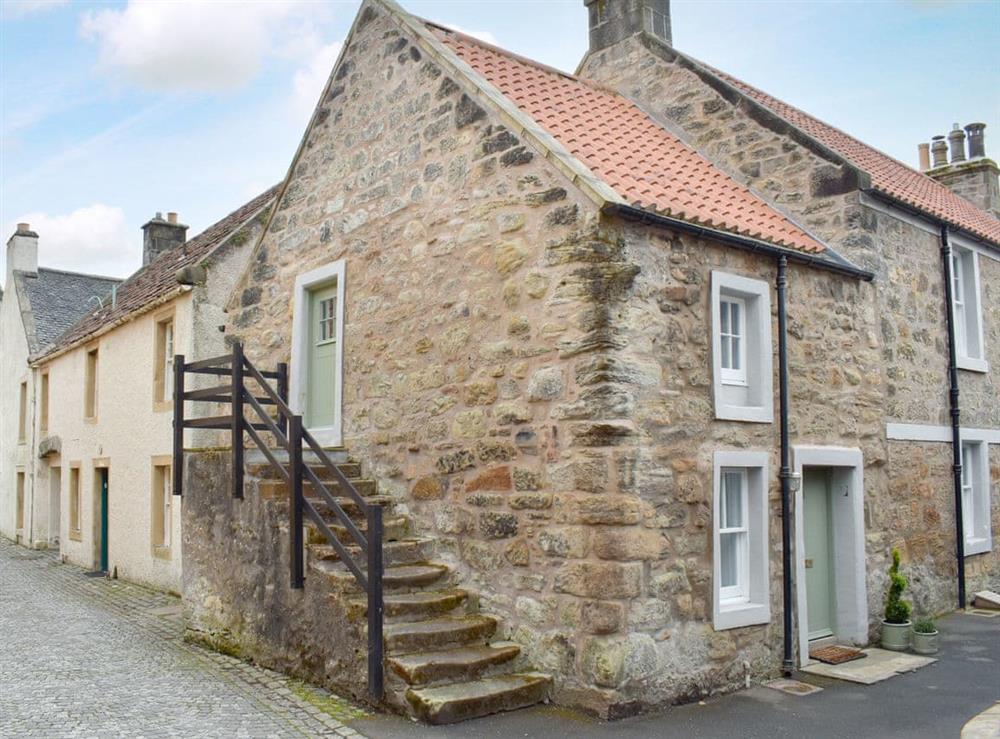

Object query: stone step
[308,537,435,567]
[405,673,552,725]
[259,478,378,501]
[307,515,410,545]
[385,589,469,621]
[389,642,521,686]
[385,615,497,654]
[248,460,362,480]
[307,560,450,591]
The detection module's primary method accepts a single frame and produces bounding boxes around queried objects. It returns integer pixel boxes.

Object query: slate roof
[34,185,280,362]
[13,268,122,354]
[430,23,828,255]
[705,66,1000,246]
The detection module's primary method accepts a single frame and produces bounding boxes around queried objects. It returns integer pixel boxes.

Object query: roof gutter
[603,202,875,281]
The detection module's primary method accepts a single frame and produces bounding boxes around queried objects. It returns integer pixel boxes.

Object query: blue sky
[1,0,997,278]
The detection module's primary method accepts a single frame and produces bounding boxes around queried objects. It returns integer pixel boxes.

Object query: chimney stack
[6,222,39,280]
[918,143,930,171]
[584,0,671,55]
[141,211,188,266]
[923,122,999,218]
[965,123,986,159]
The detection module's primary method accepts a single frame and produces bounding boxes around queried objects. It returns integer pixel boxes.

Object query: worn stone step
[389,642,521,686]
[309,537,435,567]
[405,673,552,725]
[259,478,378,501]
[307,515,410,545]
[307,560,450,592]
[386,614,497,654]
[246,448,352,471]
[340,588,468,624]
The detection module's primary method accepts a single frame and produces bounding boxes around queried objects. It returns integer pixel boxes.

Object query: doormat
[83,571,107,578]
[809,645,866,664]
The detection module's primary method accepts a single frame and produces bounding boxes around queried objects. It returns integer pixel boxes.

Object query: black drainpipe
[940,225,966,608]
[776,255,795,675]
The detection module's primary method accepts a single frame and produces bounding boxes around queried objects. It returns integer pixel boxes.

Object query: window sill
[152,545,172,561]
[957,356,989,374]
[69,529,82,542]
[715,404,774,424]
[721,379,749,388]
[714,601,770,631]
[153,400,172,413]
[966,537,992,557]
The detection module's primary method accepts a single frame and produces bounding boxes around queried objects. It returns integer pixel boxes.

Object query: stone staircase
[251,453,551,724]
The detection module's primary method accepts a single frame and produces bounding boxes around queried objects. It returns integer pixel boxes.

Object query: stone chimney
[921,123,1000,218]
[584,0,671,54]
[6,222,38,280]
[141,212,188,266]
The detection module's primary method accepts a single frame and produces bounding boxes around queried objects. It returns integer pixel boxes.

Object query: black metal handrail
[171,343,384,700]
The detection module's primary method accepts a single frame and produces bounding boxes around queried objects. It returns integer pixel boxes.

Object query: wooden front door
[306,283,339,430]
[98,469,109,573]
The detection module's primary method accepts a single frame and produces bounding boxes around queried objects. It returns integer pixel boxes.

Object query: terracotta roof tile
[707,66,1000,245]
[34,185,279,362]
[431,25,826,255]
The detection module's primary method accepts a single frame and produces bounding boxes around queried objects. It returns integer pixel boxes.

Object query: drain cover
[767,679,823,696]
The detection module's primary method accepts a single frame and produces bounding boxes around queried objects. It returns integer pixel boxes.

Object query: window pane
[721,336,731,369]
[730,301,741,336]
[720,533,738,588]
[731,337,741,370]
[721,301,730,334]
[722,471,744,527]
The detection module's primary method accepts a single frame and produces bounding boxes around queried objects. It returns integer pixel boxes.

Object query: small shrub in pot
[881,549,912,651]
[912,617,939,655]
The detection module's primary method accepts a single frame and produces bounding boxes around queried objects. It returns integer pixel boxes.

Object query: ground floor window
[961,440,992,556]
[151,459,172,558]
[713,450,771,630]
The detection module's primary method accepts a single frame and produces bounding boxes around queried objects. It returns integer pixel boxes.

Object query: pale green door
[804,468,835,640]
[306,283,339,429]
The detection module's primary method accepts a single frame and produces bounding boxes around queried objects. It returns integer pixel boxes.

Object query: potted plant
[881,548,912,650]
[912,617,939,655]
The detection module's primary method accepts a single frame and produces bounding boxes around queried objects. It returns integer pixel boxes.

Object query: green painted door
[99,469,109,573]
[306,283,339,429]
[804,468,834,640]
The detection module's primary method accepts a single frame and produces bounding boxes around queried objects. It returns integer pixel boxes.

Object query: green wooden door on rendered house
[306,283,339,430]
[99,469,109,573]
[804,469,835,640]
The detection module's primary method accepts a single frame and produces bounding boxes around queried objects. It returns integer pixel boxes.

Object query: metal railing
[171,343,384,700]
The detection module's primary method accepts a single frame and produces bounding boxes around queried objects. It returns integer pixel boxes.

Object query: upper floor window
[711,272,774,423]
[84,347,99,420]
[951,247,986,373]
[18,381,27,442]
[154,317,174,406]
[961,440,992,556]
[39,371,49,434]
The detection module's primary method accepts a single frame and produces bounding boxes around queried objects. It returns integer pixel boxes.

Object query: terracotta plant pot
[912,629,939,655]
[881,620,911,651]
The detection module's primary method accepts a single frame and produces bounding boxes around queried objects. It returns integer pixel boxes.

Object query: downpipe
[776,255,795,675]
[940,226,966,609]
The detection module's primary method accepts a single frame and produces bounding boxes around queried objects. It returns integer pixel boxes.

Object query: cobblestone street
[0,540,368,738]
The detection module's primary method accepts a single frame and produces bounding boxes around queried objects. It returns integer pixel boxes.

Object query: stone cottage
[15,187,275,592]
[179,0,999,723]
[1,226,121,546]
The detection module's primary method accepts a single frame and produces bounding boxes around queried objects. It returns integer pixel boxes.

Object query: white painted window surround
[713,450,770,631]
[961,440,992,556]
[290,259,346,448]
[711,272,774,423]
[951,247,988,373]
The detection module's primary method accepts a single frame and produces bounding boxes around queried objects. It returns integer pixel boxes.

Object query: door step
[405,673,552,725]
[389,642,521,685]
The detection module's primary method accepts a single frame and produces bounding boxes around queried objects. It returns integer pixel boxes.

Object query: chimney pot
[948,124,967,163]
[930,136,949,168]
[965,122,986,159]
[17,222,30,232]
[167,212,178,224]
[918,143,930,171]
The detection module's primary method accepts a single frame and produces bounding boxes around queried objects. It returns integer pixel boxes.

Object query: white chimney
[6,223,39,280]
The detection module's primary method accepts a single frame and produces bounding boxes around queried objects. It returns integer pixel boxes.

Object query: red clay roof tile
[431,25,827,255]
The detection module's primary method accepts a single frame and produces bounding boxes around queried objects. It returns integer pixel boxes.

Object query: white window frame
[960,438,992,556]
[713,450,771,630]
[290,259,346,448]
[711,272,774,423]
[718,467,750,604]
[951,247,987,373]
[719,296,748,386]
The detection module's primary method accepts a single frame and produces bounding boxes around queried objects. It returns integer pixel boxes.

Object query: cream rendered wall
[0,281,34,543]
[44,291,193,591]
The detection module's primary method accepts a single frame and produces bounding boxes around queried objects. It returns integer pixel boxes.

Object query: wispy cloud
[291,41,344,124]
[436,21,498,46]
[1,0,68,20]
